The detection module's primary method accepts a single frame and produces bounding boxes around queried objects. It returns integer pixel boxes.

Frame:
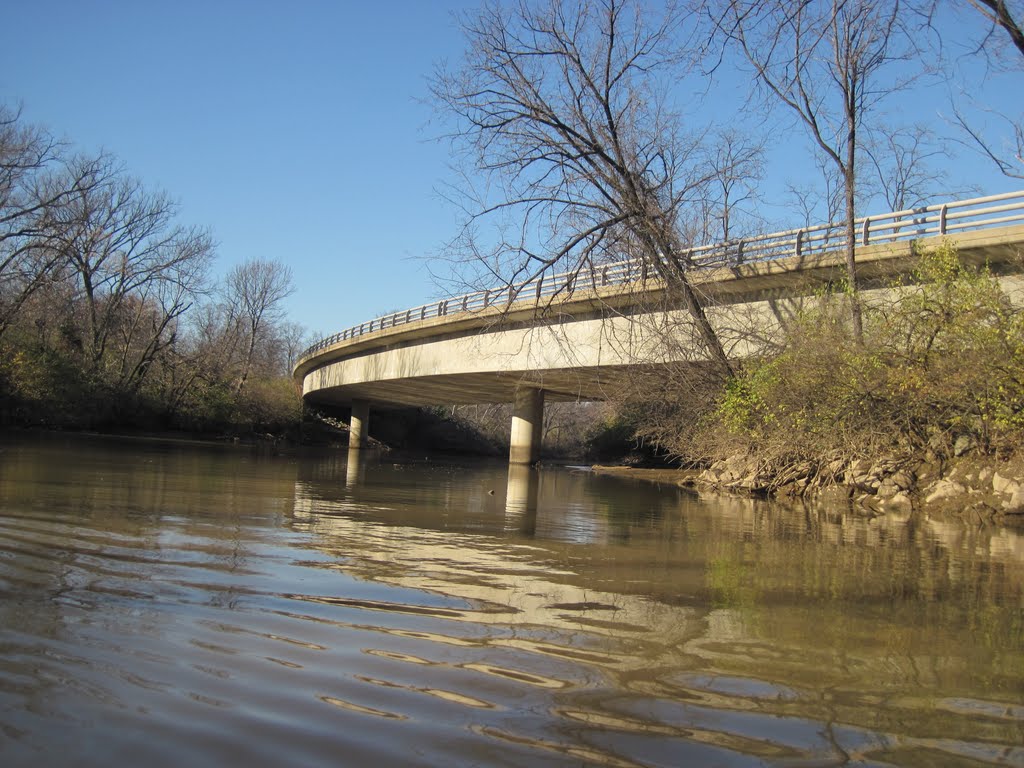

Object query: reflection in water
[0,434,1021,767]
[504,463,538,534]
[345,447,363,488]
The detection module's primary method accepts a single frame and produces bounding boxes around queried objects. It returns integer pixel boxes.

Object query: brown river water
[0,433,1021,767]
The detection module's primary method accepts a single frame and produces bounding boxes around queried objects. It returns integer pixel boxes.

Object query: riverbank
[594,451,1024,526]
[600,244,1024,526]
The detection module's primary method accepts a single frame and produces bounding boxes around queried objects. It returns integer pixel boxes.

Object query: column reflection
[505,463,539,536]
[345,448,363,488]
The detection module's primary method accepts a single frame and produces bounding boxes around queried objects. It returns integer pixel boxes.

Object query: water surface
[0,434,1021,766]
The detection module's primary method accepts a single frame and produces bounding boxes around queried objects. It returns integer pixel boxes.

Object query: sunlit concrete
[349,399,370,449]
[509,388,544,464]
[296,225,1024,410]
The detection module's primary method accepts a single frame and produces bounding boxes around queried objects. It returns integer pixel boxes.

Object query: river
[0,433,1021,767]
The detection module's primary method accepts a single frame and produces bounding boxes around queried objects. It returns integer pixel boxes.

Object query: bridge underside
[302,365,641,408]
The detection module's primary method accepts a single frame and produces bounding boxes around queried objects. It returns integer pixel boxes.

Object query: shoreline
[592,454,1024,527]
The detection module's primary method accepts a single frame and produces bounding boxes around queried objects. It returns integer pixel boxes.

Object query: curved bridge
[294,191,1024,462]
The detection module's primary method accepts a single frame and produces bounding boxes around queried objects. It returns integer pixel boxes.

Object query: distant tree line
[0,105,304,434]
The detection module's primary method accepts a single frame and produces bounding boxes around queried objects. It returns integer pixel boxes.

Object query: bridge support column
[349,399,370,449]
[509,387,544,465]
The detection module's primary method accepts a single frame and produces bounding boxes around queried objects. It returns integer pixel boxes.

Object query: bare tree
[222,258,294,394]
[277,319,310,375]
[707,0,920,340]
[966,0,1024,58]
[113,228,214,393]
[433,0,735,375]
[53,162,214,392]
[863,125,960,213]
[700,129,765,242]
[785,154,846,231]
[0,107,110,338]
[947,1,1024,178]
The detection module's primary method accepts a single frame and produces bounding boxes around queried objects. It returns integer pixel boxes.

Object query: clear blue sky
[2,1,1019,340]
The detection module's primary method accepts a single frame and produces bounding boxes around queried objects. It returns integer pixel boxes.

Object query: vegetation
[622,243,1024,478]
[0,106,303,436]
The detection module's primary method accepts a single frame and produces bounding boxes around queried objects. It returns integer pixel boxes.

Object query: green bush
[713,243,1024,463]
[233,377,304,433]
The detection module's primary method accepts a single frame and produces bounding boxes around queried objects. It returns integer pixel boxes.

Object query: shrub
[711,242,1024,464]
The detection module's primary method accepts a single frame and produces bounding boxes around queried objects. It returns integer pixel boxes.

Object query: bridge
[294,191,1024,463]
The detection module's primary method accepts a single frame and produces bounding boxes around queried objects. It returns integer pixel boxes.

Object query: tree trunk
[845,124,864,342]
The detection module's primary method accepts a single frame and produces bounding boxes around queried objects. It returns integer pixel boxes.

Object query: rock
[914,460,940,485]
[993,472,1021,496]
[924,479,967,504]
[869,459,897,477]
[953,434,976,457]
[882,492,913,510]
[776,482,798,497]
[791,461,813,481]
[844,459,871,484]
[853,474,881,492]
[717,455,753,484]
[891,470,915,491]
[825,458,846,478]
[1002,488,1024,514]
[699,468,721,485]
[856,493,882,513]
[877,479,900,498]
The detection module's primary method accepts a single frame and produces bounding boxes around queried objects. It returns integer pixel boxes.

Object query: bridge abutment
[349,399,370,449]
[509,387,544,465]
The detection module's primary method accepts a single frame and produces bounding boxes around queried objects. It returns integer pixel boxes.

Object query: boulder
[881,492,913,510]
[699,468,721,485]
[924,479,967,504]
[953,434,976,457]
[890,470,916,491]
[993,472,1022,496]
[843,460,866,484]
[1002,488,1024,514]
[869,459,897,477]
[877,479,900,498]
[825,458,846,478]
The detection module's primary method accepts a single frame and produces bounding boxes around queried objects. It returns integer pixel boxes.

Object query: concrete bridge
[294,191,1024,463]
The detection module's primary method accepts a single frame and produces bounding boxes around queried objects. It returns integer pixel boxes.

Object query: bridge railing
[299,189,1024,361]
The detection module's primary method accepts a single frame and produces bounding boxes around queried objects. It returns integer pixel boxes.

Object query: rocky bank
[595,452,1024,525]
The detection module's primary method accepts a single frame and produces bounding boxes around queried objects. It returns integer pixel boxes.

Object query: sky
[2,1,1021,342]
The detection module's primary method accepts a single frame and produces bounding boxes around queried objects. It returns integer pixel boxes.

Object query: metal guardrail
[299,189,1024,361]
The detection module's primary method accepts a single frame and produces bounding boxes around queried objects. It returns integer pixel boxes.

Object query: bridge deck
[296,224,1024,408]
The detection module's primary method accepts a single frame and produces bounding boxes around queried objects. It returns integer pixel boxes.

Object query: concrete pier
[349,399,370,449]
[509,387,544,465]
